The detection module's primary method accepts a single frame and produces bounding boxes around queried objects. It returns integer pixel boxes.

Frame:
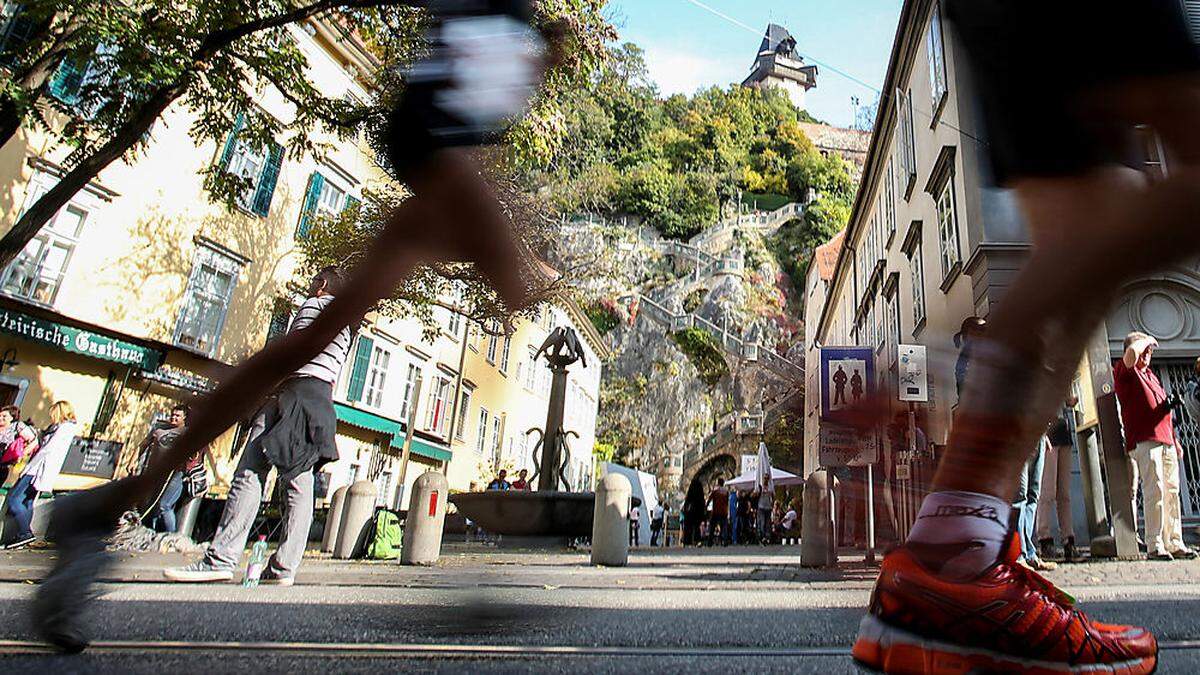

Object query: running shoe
[853,532,1158,674]
[163,558,234,582]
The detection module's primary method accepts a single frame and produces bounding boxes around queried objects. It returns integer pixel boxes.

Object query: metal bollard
[322,486,349,553]
[334,480,377,559]
[591,473,631,567]
[177,495,203,540]
[401,471,448,565]
[801,469,832,568]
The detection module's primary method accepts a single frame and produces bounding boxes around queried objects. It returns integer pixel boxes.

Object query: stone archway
[1107,266,1200,359]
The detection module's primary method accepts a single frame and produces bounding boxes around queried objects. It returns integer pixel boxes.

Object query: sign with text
[819,423,880,467]
[741,454,758,476]
[60,437,122,479]
[0,307,163,370]
[820,346,876,418]
[898,344,929,402]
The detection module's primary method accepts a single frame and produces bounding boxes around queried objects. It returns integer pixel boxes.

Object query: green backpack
[366,509,402,560]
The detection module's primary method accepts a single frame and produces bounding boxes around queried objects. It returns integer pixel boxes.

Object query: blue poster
[820,346,876,420]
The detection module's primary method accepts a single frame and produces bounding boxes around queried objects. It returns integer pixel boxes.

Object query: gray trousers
[205,413,314,578]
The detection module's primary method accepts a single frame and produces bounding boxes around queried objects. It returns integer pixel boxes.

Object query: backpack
[366,509,403,560]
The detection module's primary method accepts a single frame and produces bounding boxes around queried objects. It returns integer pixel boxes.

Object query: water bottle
[243,535,269,588]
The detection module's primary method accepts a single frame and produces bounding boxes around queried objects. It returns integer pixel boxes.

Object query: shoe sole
[852,615,1157,675]
[163,570,234,583]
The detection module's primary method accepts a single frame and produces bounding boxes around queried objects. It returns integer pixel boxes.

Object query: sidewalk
[3,542,1198,593]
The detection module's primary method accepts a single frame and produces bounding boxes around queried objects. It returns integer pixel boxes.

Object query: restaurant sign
[0,308,163,370]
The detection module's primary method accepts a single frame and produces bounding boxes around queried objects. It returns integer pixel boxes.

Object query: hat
[953,316,987,348]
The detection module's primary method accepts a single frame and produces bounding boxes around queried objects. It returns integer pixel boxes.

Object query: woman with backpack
[5,401,79,549]
[0,404,38,488]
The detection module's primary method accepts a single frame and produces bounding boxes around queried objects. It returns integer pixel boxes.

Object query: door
[1154,359,1200,523]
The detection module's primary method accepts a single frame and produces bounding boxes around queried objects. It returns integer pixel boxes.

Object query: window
[265,298,294,344]
[927,2,948,118]
[345,335,374,403]
[485,325,499,364]
[935,176,961,278]
[364,344,391,409]
[446,308,462,337]
[476,408,490,454]
[491,415,503,465]
[499,336,511,374]
[897,89,917,195]
[296,171,359,238]
[1,184,88,306]
[0,3,39,68]
[174,243,243,356]
[908,242,927,331]
[399,362,422,421]
[884,160,897,239]
[218,116,283,217]
[455,387,473,440]
[426,375,452,436]
[524,347,538,390]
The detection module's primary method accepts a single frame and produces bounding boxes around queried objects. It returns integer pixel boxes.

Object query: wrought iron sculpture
[526,326,587,491]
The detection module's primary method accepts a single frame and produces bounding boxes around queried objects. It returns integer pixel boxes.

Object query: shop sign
[0,308,163,370]
[60,437,122,479]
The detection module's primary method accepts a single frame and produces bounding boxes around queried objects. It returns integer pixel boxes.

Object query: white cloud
[640,44,747,97]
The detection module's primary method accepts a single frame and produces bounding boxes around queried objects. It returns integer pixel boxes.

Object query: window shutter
[346,335,373,402]
[343,195,361,213]
[218,114,245,170]
[48,56,89,104]
[1184,1,1200,42]
[252,142,284,217]
[296,171,325,238]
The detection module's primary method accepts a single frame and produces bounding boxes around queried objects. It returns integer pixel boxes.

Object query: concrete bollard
[334,480,377,559]
[322,486,349,553]
[401,471,449,565]
[801,469,832,567]
[591,472,631,567]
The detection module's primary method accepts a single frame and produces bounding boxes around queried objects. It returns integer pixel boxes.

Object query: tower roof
[759,23,800,61]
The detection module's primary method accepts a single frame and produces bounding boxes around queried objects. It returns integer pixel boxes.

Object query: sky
[605,0,903,128]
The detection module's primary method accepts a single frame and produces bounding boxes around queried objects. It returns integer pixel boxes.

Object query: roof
[814,230,846,282]
[759,23,800,60]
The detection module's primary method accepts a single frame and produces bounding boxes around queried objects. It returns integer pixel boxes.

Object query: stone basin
[450,491,641,537]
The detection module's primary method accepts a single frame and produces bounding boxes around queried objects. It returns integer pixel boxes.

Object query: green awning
[333,402,451,463]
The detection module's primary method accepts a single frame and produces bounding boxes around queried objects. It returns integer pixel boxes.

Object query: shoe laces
[1008,559,1076,608]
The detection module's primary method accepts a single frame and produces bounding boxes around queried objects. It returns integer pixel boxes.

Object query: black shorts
[946,0,1200,184]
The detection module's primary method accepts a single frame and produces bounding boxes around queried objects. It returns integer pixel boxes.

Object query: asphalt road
[1,580,1200,673]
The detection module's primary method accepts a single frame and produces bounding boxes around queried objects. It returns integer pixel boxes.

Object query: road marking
[1,639,1199,657]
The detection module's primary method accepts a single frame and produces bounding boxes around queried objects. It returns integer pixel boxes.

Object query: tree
[0,0,613,272]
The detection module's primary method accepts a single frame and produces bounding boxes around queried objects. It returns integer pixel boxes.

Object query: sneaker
[853,532,1158,674]
[163,559,234,583]
[3,535,36,550]
[1169,547,1199,560]
[259,568,295,586]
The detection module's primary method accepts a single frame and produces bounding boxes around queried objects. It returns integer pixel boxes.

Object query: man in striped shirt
[165,267,352,586]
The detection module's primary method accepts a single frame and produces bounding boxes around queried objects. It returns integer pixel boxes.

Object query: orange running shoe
[853,533,1158,674]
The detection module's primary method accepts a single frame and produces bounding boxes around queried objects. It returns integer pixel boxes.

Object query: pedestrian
[737,487,754,544]
[143,404,217,534]
[852,1,1200,669]
[682,481,705,546]
[629,499,641,547]
[164,268,353,586]
[4,401,79,550]
[706,478,729,546]
[0,404,37,489]
[650,501,664,546]
[1013,435,1056,571]
[510,468,530,490]
[1115,332,1197,561]
[728,487,739,545]
[34,2,567,650]
[780,503,799,544]
[1037,396,1080,562]
[486,469,511,491]
[754,477,773,545]
[953,316,987,402]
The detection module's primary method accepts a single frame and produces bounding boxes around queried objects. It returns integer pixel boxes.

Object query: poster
[819,346,879,467]
[898,344,929,402]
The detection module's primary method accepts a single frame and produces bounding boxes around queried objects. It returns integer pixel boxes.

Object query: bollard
[322,486,349,553]
[334,480,377,559]
[801,469,832,568]
[401,471,449,565]
[591,472,631,567]
[177,494,203,540]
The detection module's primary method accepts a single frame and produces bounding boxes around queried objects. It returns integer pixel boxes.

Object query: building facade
[804,0,1200,531]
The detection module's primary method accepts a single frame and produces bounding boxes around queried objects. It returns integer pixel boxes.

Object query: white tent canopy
[726,467,803,490]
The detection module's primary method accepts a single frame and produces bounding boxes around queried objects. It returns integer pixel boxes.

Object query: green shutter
[296,171,325,239]
[48,55,89,104]
[218,114,245,170]
[346,335,373,402]
[251,141,283,217]
[343,195,361,213]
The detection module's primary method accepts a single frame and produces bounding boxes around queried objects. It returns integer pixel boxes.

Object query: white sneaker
[259,569,294,586]
[164,559,234,582]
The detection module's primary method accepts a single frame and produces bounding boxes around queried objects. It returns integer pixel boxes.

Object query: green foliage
[584,301,619,335]
[671,328,730,389]
[521,43,828,240]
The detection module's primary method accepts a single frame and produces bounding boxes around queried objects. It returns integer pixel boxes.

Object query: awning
[333,402,451,464]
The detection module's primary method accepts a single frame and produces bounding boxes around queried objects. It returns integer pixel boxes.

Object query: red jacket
[1113,360,1176,452]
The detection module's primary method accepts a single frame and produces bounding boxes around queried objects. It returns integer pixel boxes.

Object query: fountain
[451,326,613,542]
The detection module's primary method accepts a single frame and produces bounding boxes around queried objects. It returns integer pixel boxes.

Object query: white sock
[906,490,1012,580]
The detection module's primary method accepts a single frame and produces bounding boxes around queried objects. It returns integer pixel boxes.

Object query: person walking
[1013,435,1056,571]
[629,500,641,547]
[5,401,79,549]
[727,488,739,545]
[705,478,729,546]
[0,404,37,489]
[1038,397,1080,561]
[649,502,664,547]
[164,268,353,585]
[144,405,216,534]
[754,477,774,545]
[1115,332,1197,561]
